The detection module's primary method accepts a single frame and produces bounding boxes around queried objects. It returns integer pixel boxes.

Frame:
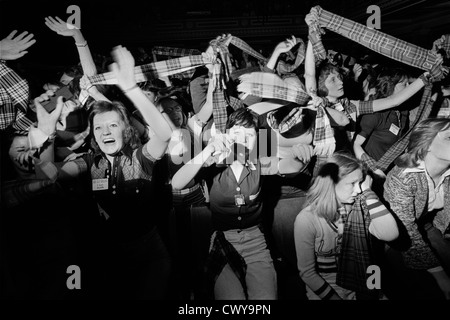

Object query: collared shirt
[208,160,266,231]
[404,160,450,211]
[74,144,158,241]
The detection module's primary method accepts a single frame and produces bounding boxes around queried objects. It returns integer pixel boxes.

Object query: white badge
[92,178,109,191]
[389,123,400,136]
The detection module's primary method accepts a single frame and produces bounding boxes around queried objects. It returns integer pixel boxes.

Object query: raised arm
[265,36,298,71]
[32,96,85,180]
[368,73,428,113]
[110,45,172,159]
[45,16,109,101]
[171,137,226,190]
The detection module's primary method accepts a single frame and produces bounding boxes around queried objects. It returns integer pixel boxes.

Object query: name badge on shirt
[389,123,400,136]
[235,194,246,207]
[92,178,109,191]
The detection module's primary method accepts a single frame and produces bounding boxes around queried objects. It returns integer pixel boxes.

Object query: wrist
[122,84,139,93]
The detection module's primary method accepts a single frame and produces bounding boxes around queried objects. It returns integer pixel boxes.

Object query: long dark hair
[88,100,141,153]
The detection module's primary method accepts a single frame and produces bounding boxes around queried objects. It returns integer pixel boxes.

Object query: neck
[106,154,115,165]
[327,96,338,103]
[424,154,450,184]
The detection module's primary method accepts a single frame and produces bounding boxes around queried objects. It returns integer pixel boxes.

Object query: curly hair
[88,100,141,153]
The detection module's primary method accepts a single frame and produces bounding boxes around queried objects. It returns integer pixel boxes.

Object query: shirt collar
[93,144,133,167]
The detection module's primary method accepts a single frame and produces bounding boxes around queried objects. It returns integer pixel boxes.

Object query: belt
[172,183,200,195]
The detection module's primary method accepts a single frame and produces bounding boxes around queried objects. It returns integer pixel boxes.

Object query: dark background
[1,0,449,81]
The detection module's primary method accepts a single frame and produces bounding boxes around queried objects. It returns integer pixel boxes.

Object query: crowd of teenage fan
[1,8,450,300]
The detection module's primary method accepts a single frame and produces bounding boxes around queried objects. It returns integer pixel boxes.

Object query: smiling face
[335,168,364,205]
[93,111,126,156]
[324,71,344,99]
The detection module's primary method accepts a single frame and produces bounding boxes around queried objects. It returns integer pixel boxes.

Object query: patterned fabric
[314,104,336,148]
[87,55,206,85]
[384,166,445,269]
[238,72,310,105]
[238,72,335,148]
[441,34,450,58]
[151,46,201,57]
[266,106,304,134]
[376,84,433,172]
[276,38,306,75]
[311,5,444,80]
[337,190,380,298]
[0,62,33,133]
[205,230,248,299]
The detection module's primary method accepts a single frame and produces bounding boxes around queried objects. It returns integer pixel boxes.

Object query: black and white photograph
[1,0,450,309]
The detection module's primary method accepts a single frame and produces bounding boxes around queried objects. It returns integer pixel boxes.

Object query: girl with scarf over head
[294,152,398,300]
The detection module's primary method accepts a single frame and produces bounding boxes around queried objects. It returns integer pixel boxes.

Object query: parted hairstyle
[307,152,366,222]
[88,100,141,153]
[316,62,342,97]
[396,118,450,168]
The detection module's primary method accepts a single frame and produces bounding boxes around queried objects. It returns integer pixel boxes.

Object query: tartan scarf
[442,34,450,58]
[375,84,434,172]
[205,230,248,299]
[151,46,203,80]
[0,62,34,133]
[310,6,444,80]
[238,71,335,147]
[336,190,381,298]
[307,6,442,171]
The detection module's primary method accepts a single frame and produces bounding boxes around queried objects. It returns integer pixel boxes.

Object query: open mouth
[102,138,116,145]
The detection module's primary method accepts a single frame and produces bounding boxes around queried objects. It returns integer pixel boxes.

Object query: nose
[102,127,111,136]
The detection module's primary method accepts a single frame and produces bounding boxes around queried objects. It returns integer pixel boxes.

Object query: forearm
[196,79,214,124]
[304,41,317,94]
[372,77,426,112]
[364,190,399,241]
[72,30,97,76]
[125,87,172,141]
[171,148,210,190]
[265,49,282,71]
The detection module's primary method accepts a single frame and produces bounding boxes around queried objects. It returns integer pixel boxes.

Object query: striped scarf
[310,5,444,80]
[238,71,336,148]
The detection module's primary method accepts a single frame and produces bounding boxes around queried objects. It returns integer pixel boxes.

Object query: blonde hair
[307,152,366,222]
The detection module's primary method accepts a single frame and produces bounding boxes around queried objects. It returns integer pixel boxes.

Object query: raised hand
[0,30,36,60]
[274,36,298,54]
[291,143,314,163]
[45,16,79,37]
[35,96,64,136]
[109,45,136,91]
